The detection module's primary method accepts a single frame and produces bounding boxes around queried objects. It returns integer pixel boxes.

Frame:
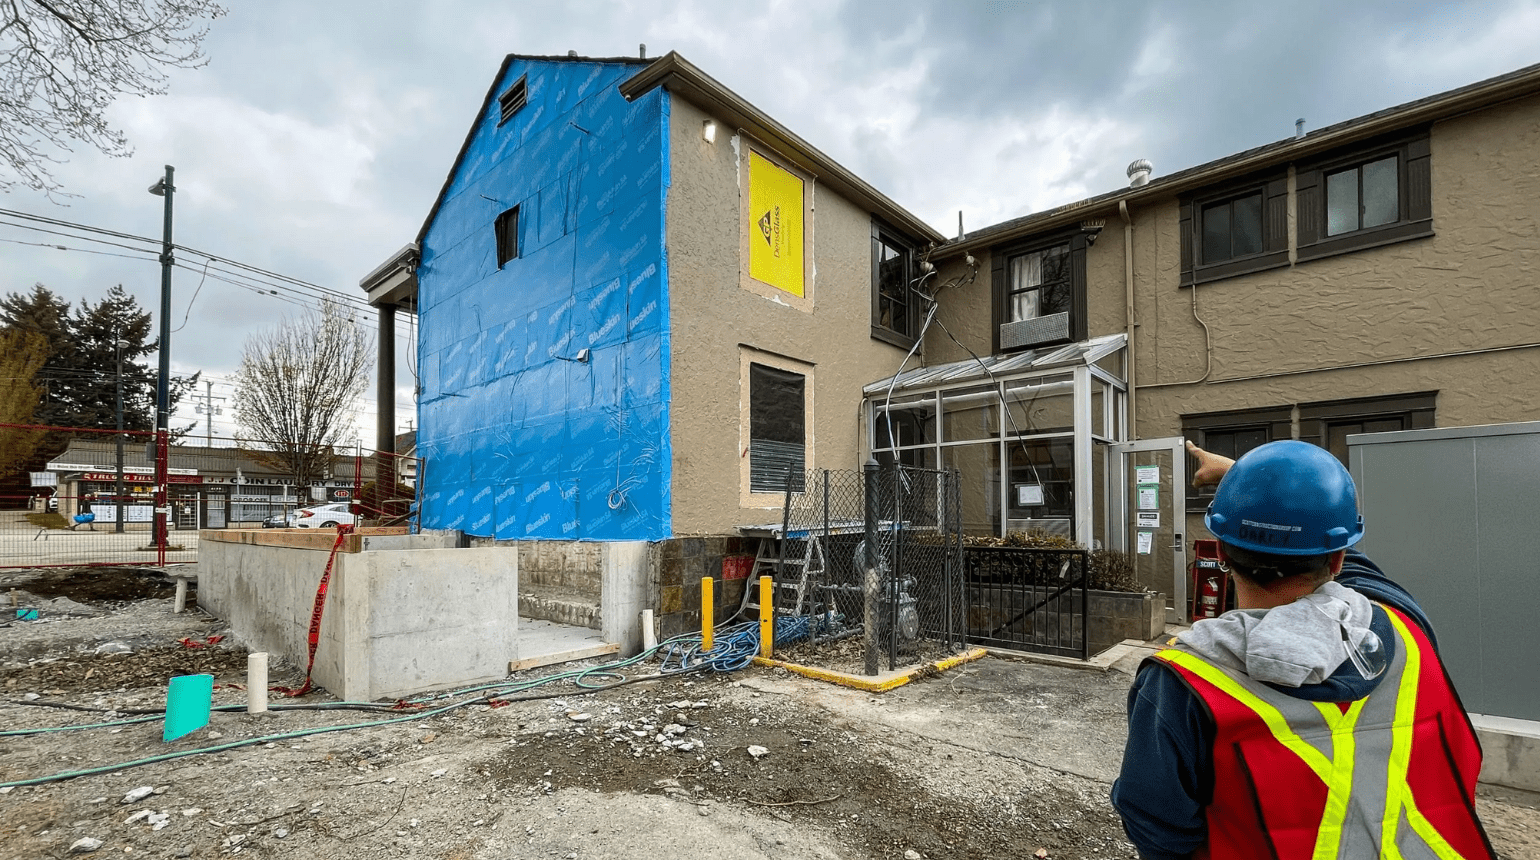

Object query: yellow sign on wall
[748,151,804,297]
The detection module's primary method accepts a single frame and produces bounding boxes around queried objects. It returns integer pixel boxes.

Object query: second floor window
[1326,155,1399,236]
[1008,243,1070,323]
[495,206,520,268]
[872,227,916,342]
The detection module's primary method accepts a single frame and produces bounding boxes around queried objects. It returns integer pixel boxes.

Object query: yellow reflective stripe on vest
[1309,698,1367,860]
[1379,609,1468,860]
[1156,649,1332,781]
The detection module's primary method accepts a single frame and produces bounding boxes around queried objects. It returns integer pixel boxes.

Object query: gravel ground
[2,567,1536,860]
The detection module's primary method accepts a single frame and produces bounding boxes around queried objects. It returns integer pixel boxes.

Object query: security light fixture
[702,119,717,144]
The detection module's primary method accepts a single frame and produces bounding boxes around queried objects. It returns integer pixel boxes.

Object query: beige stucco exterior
[664,95,925,535]
[926,89,1540,549]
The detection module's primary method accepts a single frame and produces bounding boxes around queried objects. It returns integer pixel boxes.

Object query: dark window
[1298,392,1436,466]
[1180,174,1287,285]
[1296,129,1431,262]
[991,231,1087,353]
[872,228,916,342]
[1201,193,1263,264]
[495,206,520,267]
[1182,408,1291,512]
[749,363,806,493]
[497,75,528,125]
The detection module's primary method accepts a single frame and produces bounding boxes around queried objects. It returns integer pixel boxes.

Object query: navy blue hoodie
[1109,549,1436,860]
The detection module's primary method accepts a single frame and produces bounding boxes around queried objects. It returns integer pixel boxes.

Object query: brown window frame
[990,228,1088,354]
[1297,392,1436,466]
[1179,170,1288,286]
[1296,128,1432,263]
[871,222,919,348]
[1181,407,1292,512]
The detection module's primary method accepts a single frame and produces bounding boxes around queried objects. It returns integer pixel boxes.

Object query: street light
[115,337,128,534]
[149,166,174,554]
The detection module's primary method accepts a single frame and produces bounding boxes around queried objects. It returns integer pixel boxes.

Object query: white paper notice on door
[1137,511,1160,529]
[1137,531,1154,555]
[1135,465,1160,485]
[1139,486,1159,510]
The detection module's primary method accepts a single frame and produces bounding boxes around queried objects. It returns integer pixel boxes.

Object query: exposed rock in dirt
[1,566,1536,860]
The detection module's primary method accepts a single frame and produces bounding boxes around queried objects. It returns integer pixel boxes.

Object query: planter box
[1087,589,1165,655]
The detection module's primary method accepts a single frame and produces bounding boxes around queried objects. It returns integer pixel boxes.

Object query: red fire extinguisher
[1190,539,1228,620]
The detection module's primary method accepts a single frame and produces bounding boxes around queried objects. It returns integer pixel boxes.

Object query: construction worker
[1111,440,1493,859]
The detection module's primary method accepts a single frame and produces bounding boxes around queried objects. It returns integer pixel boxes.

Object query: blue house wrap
[416,56,671,541]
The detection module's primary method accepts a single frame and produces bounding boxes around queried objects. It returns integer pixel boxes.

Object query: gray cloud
[3,0,1535,442]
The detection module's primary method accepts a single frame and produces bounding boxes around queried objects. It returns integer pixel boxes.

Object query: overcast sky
[3,0,1536,445]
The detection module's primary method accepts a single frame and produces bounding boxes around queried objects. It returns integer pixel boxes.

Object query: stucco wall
[925,225,1133,367]
[663,96,920,535]
[416,58,672,541]
[1134,92,1540,439]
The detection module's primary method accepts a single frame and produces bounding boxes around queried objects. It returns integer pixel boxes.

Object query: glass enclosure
[867,335,1127,547]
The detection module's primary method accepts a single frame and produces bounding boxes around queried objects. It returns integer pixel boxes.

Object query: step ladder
[737,530,826,619]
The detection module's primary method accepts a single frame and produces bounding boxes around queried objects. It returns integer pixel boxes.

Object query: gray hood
[1176,581,1379,688]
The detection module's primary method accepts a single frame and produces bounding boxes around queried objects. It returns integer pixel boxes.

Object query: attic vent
[497,76,528,125]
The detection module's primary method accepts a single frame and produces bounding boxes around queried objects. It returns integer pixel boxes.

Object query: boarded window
[749,363,806,493]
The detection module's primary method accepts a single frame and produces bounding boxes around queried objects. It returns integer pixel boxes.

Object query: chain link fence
[0,423,421,568]
[765,464,965,674]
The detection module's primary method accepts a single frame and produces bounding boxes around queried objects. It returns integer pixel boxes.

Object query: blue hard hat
[1205,440,1364,555]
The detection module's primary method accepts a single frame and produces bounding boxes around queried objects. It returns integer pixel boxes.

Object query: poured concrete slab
[512,618,620,672]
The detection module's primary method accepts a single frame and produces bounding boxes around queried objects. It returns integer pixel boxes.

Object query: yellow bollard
[759,575,773,658]
[701,577,714,652]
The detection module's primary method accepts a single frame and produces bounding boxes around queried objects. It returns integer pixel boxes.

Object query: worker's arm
[1111,663,1211,860]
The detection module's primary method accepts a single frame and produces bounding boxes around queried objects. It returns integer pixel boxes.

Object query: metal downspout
[1120,201,1136,439]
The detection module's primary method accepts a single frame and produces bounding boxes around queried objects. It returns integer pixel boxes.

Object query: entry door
[1110,438,1187,623]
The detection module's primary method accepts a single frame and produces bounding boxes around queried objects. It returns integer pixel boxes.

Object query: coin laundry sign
[748,150,804,297]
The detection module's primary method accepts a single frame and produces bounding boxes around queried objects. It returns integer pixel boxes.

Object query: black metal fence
[962,546,1089,659]
[769,464,965,673]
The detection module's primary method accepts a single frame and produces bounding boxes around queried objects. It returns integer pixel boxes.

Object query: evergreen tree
[0,283,197,436]
[0,330,50,475]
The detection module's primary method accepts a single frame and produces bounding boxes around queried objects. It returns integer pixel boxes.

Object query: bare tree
[232,299,373,489]
[0,0,226,194]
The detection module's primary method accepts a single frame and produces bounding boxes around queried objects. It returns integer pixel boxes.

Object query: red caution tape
[272,523,354,697]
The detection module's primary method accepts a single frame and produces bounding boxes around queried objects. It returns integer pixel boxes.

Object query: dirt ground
[2,567,1537,860]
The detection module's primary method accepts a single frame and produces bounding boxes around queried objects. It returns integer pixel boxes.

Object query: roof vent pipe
[1127,159,1153,188]
[568,50,577,57]
[957,210,965,241]
[640,43,646,59]
[1296,118,1306,139]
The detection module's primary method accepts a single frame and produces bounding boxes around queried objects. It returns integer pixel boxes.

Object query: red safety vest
[1152,606,1494,859]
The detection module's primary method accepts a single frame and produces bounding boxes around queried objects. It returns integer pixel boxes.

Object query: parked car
[290,503,356,529]
[261,512,291,528]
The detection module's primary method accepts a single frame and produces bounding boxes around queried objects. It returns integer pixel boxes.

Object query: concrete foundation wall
[201,534,518,701]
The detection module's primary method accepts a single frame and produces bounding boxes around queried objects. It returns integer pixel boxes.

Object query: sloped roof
[620,52,944,245]
[864,332,1127,397]
[943,60,1540,256]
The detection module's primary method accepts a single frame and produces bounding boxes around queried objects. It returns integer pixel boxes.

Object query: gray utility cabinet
[1350,421,1540,723]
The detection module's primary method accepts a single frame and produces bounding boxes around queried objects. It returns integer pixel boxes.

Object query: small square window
[495,206,519,267]
[1200,193,1264,264]
[1326,155,1400,236]
[497,76,528,125]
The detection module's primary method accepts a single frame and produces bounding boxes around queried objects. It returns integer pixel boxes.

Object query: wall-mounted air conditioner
[1000,312,1070,350]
